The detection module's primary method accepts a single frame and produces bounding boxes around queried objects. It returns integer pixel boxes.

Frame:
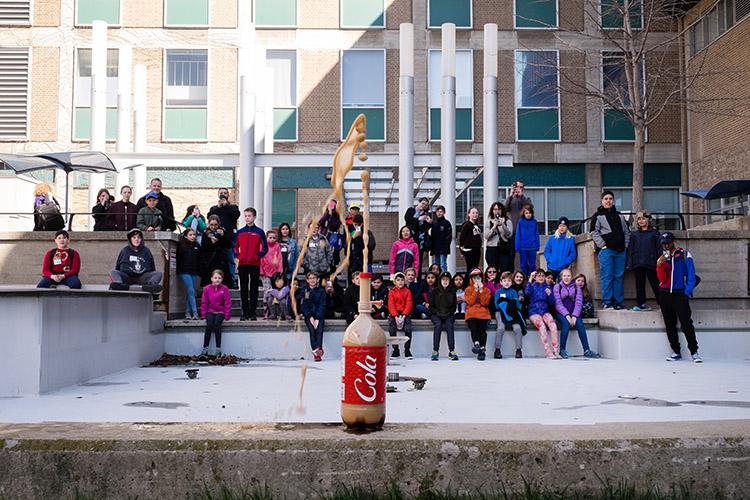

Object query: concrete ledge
[1,421,748,498]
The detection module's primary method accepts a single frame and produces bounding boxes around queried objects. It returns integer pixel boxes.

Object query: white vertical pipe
[132,64,148,200]
[263,66,274,230]
[483,24,498,226]
[253,49,266,221]
[89,20,108,224]
[239,75,256,212]
[398,23,415,222]
[440,23,457,274]
[116,46,132,193]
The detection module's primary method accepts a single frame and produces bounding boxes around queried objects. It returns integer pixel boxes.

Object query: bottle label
[341,345,387,405]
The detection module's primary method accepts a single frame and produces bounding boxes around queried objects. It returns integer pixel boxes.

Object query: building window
[255,0,296,27]
[76,0,120,25]
[601,0,643,29]
[688,0,744,58]
[602,51,644,142]
[0,47,29,139]
[164,49,208,141]
[341,0,384,28]
[267,50,297,141]
[165,0,209,26]
[428,49,473,141]
[73,48,119,141]
[341,49,385,141]
[515,0,557,28]
[605,187,681,229]
[515,50,559,142]
[272,189,297,228]
[428,0,471,28]
[0,0,30,25]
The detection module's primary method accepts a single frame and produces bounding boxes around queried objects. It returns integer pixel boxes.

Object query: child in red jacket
[201,269,232,357]
[234,207,268,321]
[388,272,413,359]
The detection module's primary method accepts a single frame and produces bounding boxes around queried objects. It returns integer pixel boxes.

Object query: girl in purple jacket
[553,269,600,359]
[201,269,232,357]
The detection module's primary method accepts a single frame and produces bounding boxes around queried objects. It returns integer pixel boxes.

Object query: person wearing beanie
[429,271,459,360]
[543,216,577,282]
[589,190,630,310]
[627,210,661,311]
[465,267,492,360]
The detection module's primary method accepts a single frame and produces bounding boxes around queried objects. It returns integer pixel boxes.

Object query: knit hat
[601,190,615,199]
[557,216,570,227]
[469,267,483,278]
[393,272,405,281]
[439,271,452,281]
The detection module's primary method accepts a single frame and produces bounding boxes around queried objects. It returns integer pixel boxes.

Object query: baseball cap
[659,231,675,244]
[349,203,360,210]
[145,191,159,200]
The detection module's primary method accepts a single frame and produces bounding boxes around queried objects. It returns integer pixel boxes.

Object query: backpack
[35,198,65,231]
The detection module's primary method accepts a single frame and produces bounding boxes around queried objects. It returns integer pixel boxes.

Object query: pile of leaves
[146,352,247,367]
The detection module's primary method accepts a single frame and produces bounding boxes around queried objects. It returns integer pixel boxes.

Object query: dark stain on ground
[123,401,189,409]
[556,397,750,410]
[79,382,130,387]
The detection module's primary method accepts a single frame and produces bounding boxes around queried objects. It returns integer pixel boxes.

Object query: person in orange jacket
[465,267,492,360]
[387,272,414,359]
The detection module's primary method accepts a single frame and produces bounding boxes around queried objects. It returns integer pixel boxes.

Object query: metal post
[263,66,274,230]
[239,76,256,213]
[398,23,415,221]
[89,20,107,224]
[116,46,132,193]
[253,49,266,221]
[133,64,147,200]
[440,23,457,275]
[483,24,498,228]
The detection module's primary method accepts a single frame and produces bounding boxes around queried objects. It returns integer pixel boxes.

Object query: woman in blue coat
[543,216,577,282]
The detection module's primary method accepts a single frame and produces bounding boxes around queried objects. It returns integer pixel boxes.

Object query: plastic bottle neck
[358,274,372,313]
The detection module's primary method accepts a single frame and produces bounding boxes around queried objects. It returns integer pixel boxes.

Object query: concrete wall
[0,176,38,231]
[0,289,163,396]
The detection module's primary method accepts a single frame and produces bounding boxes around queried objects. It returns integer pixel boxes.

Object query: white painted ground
[1,357,748,425]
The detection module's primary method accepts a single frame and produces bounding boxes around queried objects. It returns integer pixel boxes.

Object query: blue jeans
[37,276,82,289]
[433,254,448,272]
[227,234,237,284]
[556,313,590,352]
[179,273,200,316]
[519,249,536,276]
[598,248,626,306]
[415,303,432,318]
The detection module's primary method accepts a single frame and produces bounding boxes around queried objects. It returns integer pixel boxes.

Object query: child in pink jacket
[389,225,420,278]
[201,269,232,357]
[260,229,283,289]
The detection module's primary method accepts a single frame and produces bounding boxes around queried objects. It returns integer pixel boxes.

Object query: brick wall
[299,0,339,29]
[498,50,516,142]
[299,50,340,143]
[133,48,164,144]
[474,0,513,30]
[647,51,682,144]
[33,0,60,26]
[210,0,237,28]
[385,0,413,29]
[386,49,399,142]
[473,49,484,143]
[30,47,59,142]
[123,0,164,27]
[560,50,587,143]
[208,48,238,142]
[560,0,583,31]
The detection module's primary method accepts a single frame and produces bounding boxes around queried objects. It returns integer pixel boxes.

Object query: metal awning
[681,180,750,200]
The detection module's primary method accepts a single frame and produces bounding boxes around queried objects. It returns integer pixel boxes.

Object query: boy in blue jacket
[656,232,701,363]
[515,205,540,276]
[543,216,577,282]
[494,271,527,359]
[296,271,327,362]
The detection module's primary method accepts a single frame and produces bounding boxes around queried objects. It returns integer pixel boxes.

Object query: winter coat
[371,285,389,318]
[553,281,583,318]
[115,242,156,277]
[201,283,231,320]
[544,232,577,271]
[33,194,64,231]
[182,214,207,236]
[458,221,482,252]
[349,229,375,274]
[109,201,137,231]
[627,228,661,270]
[302,234,332,274]
[235,224,268,267]
[657,247,697,296]
[429,285,457,319]
[494,287,524,325]
[296,284,326,319]
[404,207,432,252]
[515,217,540,252]
[265,285,290,308]
[92,202,113,231]
[342,284,360,316]
[524,282,555,316]
[484,217,513,250]
[136,193,176,231]
[260,242,283,278]
[504,194,534,227]
[430,216,453,255]
[199,229,232,287]
[387,286,413,317]
[279,237,299,276]
[136,207,162,231]
[389,238,419,275]
[318,210,342,237]
[464,285,491,320]
[42,247,80,279]
[589,206,630,252]
[176,239,201,275]
[208,203,241,234]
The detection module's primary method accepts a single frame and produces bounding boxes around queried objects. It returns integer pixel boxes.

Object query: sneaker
[477,348,486,361]
[404,349,413,360]
[200,347,209,356]
[142,284,163,294]
[184,315,192,322]
[192,314,200,321]
[546,352,557,359]
[559,349,569,359]
[613,304,624,310]
[515,349,523,359]
[448,351,459,361]
[391,347,400,358]
[632,305,650,311]
[601,303,613,310]
[431,351,439,361]
[313,349,322,362]
[471,342,481,354]
[494,348,502,359]
[584,349,601,358]
[249,315,257,321]
[692,352,703,363]
[666,352,682,361]
[215,349,222,358]
[109,282,129,291]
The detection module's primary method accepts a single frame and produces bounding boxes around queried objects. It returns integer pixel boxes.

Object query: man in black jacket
[135,178,176,231]
[430,205,452,272]
[109,228,163,293]
[208,187,241,287]
[404,197,432,274]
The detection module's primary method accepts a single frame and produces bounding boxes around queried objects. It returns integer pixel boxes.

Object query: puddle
[80,382,129,387]
[123,401,189,409]
[556,397,750,410]
[680,400,750,409]
[602,397,681,407]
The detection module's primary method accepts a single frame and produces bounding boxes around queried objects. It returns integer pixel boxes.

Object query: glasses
[487,270,497,274]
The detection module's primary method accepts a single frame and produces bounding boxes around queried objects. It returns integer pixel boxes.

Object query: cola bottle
[341,272,387,430]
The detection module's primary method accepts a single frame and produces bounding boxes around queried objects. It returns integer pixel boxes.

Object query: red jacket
[387,286,413,317]
[234,224,268,266]
[464,285,491,320]
[42,248,80,279]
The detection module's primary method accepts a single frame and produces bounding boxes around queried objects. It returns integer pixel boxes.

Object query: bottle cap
[360,272,372,279]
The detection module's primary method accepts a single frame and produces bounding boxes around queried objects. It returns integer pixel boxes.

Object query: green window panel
[77,0,120,24]
[273,168,330,189]
[601,0,643,29]
[145,168,234,188]
[603,109,635,141]
[429,108,473,141]
[256,0,296,26]
[165,0,208,25]
[429,0,471,27]
[515,0,557,28]
[343,108,384,141]
[517,109,559,141]
[272,189,297,228]
[602,163,681,187]
[500,164,586,186]
[341,0,384,27]
[73,107,118,141]
[274,108,297,141]
[164,108,207,141]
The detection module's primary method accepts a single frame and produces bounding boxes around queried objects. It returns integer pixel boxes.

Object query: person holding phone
[464,267,491,361]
